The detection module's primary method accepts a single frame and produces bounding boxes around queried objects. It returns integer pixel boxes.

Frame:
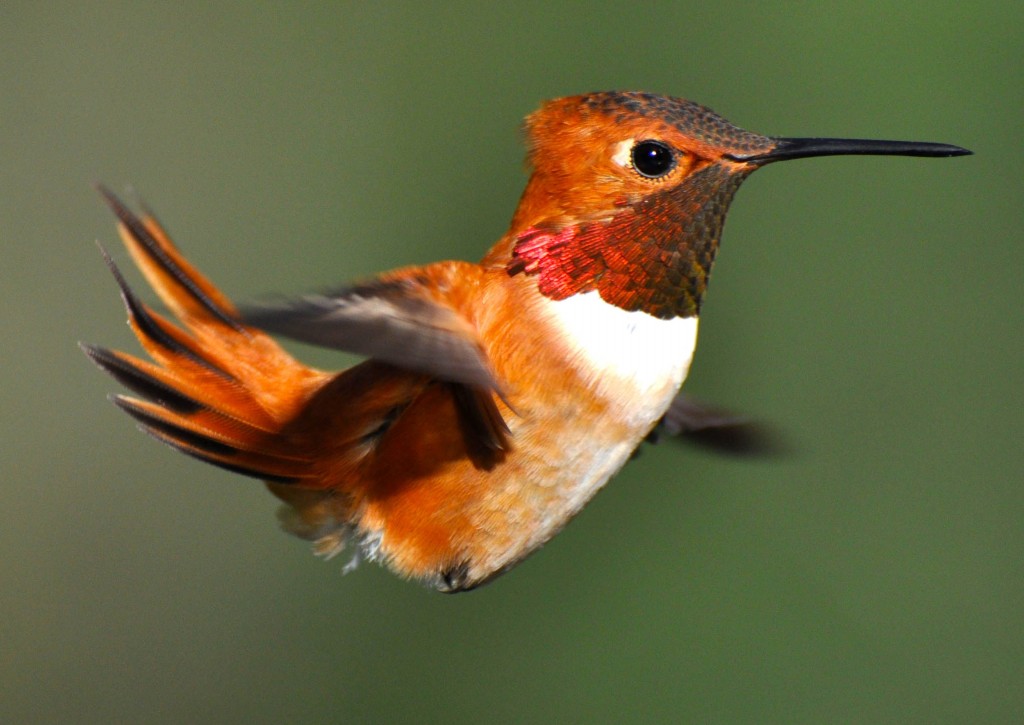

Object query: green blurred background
[2,2,1020,722]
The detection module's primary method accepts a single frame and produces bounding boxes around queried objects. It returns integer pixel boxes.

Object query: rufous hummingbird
[82,91,969,592]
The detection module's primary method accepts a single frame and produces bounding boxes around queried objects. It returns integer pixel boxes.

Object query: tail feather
[96,184,241,328]
[97,247,283,430]
[85,188,332,485]
[80,343,204,415]
[111,393,312,466]
[111,395,310,484]
[99,244,235,379]
[136,422,305,486]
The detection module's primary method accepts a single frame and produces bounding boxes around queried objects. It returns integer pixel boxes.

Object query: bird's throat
[508,164,748,319]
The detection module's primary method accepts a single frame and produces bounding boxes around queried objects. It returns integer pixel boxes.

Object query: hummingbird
[82,91,969,592]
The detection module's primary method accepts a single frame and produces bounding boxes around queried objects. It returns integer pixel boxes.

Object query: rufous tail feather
[83,187,330,486]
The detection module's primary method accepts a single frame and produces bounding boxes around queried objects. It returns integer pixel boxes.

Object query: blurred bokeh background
[2,3,1020,723]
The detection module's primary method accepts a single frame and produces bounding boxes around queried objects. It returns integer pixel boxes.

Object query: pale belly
[462,291,700,585]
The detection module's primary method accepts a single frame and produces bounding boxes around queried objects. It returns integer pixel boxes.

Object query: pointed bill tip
[730,137,972,165]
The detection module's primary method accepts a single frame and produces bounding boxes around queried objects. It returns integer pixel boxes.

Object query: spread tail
[82,187,330,485]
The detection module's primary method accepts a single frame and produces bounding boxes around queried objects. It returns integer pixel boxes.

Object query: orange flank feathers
[84,92,969,591]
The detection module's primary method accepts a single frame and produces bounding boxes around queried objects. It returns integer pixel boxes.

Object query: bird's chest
[467,291,699,572]
[538,290,699,425]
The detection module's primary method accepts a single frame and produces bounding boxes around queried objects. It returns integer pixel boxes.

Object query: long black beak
[730,137,972,165]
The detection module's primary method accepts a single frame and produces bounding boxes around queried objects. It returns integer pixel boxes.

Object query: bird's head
[496,91,968,319]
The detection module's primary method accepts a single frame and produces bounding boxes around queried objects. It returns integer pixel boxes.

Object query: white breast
[541,290,699,425]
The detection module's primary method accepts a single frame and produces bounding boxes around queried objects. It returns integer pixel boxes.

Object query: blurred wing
[241,270,502,395]
[653,392,782,457]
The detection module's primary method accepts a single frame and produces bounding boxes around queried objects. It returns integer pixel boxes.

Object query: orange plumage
[83,92,969,591]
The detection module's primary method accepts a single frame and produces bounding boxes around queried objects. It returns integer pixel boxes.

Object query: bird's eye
[631,140,676,179]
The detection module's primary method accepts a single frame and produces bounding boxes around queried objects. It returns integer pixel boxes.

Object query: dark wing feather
[241,275,502,395]
[652,392,783,457]
[448,382,511,470]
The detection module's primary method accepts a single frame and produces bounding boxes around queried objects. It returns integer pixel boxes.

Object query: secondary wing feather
[241,269,502,395]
